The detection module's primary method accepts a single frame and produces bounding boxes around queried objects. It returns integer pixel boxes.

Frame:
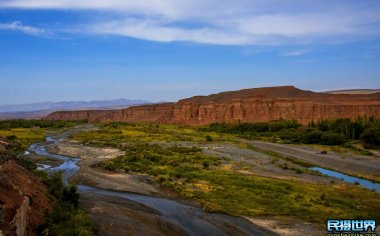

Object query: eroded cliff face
[0,159,50,236]
[46,86,380,125]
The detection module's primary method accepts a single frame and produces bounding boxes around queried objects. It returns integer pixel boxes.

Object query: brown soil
[79,192,187,236]
[0,160,51,236]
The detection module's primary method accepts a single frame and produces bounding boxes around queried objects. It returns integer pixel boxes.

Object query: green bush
[203,161,210,169]
[205,120,300,134]
[0,119,85,130]
[302,130,323,144]
[360,126,380,148]
[320,132,345,146]
[99,143,219,177]
[279,130,302,143]
[6,135,17,140]
[205,135,213,142]
[17,157,37,171]
[40,174,95,235]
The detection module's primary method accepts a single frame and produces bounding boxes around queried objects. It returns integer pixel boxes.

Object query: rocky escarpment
[0,156,50,236]
[46,86,380,125]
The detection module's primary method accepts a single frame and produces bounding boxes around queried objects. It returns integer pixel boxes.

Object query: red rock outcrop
[0,160,51,236]
[46,86,380,125]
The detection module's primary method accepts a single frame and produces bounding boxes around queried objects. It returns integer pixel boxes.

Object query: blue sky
[0,1,380,105]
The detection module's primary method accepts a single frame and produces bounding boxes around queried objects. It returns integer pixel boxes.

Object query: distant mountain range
[0,98,150,119]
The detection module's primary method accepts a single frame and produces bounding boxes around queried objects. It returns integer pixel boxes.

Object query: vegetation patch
[72,122,237,147]
[203,117,380,150]
[39,174,96,236]
[98,142,380,224]
[0,120,85,151]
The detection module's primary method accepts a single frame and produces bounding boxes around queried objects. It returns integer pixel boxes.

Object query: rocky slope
[0,141,50,236]
[46,86,380,125]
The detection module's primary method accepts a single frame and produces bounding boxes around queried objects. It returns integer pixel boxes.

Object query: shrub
[279,130,302,143]
[360,127,380,148]
[61,185,80,208]
[17,157,37,171]
[205,135,213,142]
[158,176,167,183]
[320,132,345,146]
[41,174,95,235]
[202,161,210,169]
[6,135,17,140]
[251,122,269,132]
[302,130,323,144]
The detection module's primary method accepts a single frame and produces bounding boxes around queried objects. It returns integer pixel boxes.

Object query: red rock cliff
[0,160,50,236]
[46,86,380,125]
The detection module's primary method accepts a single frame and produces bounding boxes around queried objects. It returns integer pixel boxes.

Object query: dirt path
[248,141,380,179]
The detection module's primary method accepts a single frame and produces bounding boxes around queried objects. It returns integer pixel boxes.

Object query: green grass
[98,143,221,175]
[0,120,84,151]
[0,128,47,150]
[189,171,380,223]
[72,122,238,146]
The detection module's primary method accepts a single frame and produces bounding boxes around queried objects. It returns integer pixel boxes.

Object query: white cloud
[89,19,252,45]
[281,49,310,57]
[0,21,47,36]
[1,0,380,45]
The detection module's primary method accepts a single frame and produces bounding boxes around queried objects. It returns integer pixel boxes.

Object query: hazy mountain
[0,98,150,119]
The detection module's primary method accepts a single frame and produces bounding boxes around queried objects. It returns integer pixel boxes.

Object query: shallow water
[310,167,380,193]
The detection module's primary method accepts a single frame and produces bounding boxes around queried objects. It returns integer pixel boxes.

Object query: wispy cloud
[281,49,310,57]
[1,0,380,45]
[87,19,251,45]
[0,21,48,36]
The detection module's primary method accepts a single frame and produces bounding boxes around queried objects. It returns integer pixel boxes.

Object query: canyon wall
[0,157,50,236]
[46,86,380,125]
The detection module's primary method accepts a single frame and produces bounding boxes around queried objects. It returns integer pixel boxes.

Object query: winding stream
[26,132,270,236]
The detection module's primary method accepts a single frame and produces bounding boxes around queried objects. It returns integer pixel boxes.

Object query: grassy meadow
[0,127,47,150]
[0,120,85,151]
[72,122,238,146]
